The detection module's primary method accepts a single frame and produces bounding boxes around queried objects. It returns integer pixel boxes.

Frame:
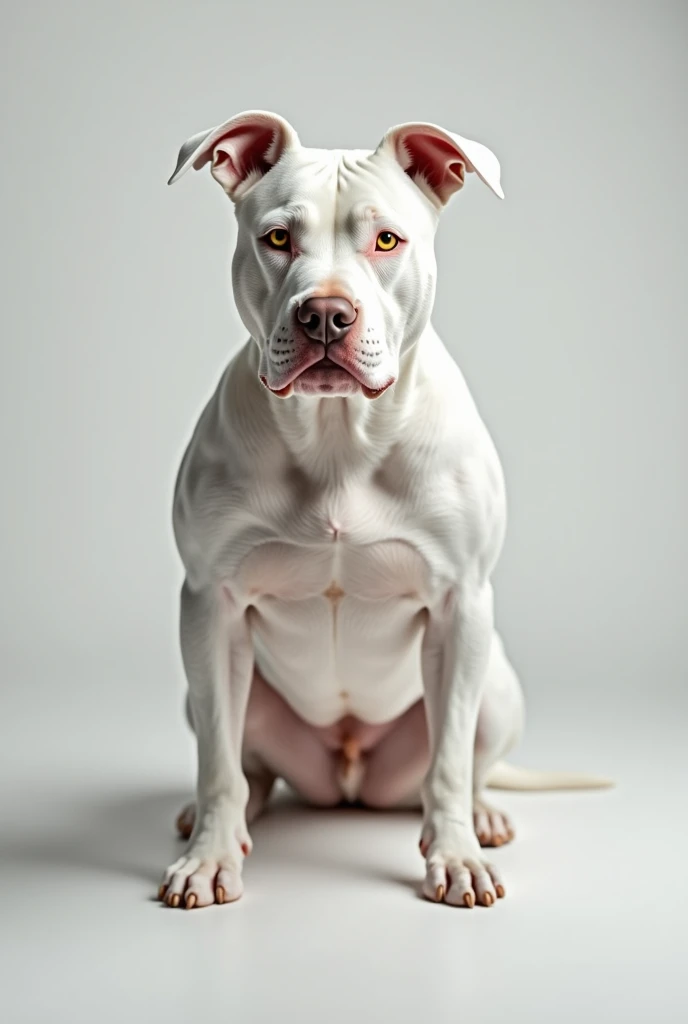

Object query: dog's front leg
[159,581,253,909]
[420,582,505,908]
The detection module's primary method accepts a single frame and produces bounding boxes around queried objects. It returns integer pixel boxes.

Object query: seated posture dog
[160,111,602,911]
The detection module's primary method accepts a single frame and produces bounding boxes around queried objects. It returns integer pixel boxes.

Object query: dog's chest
[236,477,434,598]
[236,490,431,726]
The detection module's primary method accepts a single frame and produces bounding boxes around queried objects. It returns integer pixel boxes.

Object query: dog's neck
[242,332,431,485]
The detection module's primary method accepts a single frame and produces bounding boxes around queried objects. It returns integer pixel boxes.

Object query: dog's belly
[251,593,425,726]
[239,538,429,727]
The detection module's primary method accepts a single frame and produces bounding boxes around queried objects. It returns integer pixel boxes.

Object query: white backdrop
[2,2,685,713]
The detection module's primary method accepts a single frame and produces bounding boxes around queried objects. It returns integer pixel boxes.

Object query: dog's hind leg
[176,665,342,842]
[472,633,525,847]
[358,631,524,851]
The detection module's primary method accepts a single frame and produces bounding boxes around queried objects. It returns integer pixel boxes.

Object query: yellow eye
[375,231,400,252]
[265,228,291,250]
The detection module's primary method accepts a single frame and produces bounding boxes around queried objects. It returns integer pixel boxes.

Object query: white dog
[160,111,608,911]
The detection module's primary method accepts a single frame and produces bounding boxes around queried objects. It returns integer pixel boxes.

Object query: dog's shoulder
[171,343,276,549]
[396,330,506,541]
[409,330,500,461]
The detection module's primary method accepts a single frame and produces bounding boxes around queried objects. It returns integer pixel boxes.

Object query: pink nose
[297,296,357,345]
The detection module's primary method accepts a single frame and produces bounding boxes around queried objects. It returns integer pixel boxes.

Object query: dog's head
[169,111,503,399]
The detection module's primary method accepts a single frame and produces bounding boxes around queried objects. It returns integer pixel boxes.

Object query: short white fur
[161,111,610,912]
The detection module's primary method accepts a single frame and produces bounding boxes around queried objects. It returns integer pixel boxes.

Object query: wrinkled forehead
[236,146,439,234]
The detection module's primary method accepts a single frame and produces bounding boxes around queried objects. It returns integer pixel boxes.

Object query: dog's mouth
[292,359,361,397]
[317,353,395,399]
[260,352,395,400]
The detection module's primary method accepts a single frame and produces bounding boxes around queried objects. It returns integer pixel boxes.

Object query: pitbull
[160,111,606,911]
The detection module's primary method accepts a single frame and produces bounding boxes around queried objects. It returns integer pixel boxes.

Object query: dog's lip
[259,374,294,396]
[325,350,395,397]
[361,380,395,399]
[298,356,353,374]
[261,352,395,398]
[259,358,351,396]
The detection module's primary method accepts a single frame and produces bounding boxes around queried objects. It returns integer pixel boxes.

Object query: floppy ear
[377,121,504,205]
[167,110,299,199]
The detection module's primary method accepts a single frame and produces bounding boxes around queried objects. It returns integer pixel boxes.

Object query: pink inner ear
[211,122,280,192]
[230,124,277,177]
[398,132,466,203]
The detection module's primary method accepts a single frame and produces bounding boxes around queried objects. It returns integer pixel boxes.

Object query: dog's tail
[486,760,614,791]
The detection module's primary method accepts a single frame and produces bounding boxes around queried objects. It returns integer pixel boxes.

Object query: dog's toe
[420,821,505,909]
[473,800,515,848]
[159,854,244,909]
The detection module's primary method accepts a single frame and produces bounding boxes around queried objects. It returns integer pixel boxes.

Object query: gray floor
[2,672,686,1024]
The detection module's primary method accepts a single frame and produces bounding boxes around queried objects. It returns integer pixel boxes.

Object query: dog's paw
[473,799,515,848]
[419,818,505,908]
[159,799,251,909]
[158,853,245,908]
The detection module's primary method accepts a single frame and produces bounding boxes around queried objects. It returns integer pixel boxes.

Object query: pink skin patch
[292,362,361,397]
[326,341,396,399]
[315,715,397,753]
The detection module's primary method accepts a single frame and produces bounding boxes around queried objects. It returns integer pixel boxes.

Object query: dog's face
[169,112,503,399]
[231,146,440,400]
